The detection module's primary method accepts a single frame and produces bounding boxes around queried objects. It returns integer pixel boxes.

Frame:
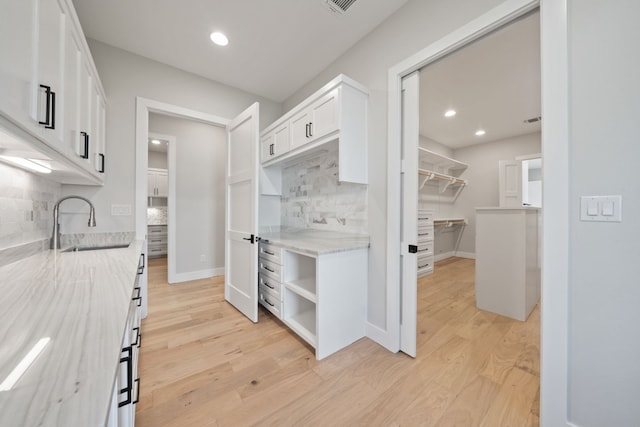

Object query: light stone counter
[259,229,369,255]
[0,240,144,427]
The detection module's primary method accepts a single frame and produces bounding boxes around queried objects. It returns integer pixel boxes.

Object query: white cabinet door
[94,91,106,173]
[225,103,259,323]
[309,88,340,141]
[290,108,311,149]
[0,0,38,129]
[261,121,290,161]
[147,171,156,197]
[36,0,65,146]
[155,170,168,197]
[63,28,81,159]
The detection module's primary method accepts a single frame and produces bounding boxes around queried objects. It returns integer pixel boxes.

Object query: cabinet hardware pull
[133,378,140,405]
[132,286,142,306]
[80,132,89,159]
[308,122,313,137]
[269,143,274,156]
[137,254,145,274]
[418,263,431,269]
[264,281,274,289]
[305,123,309,138]
[264,250,274,255]
[38,85,56,129]
[263,266,274,273]
[133,327,141,347]
[264,298,275,307]
[118,346,133,407]
[418,232,431,237]
[99,153,105,173]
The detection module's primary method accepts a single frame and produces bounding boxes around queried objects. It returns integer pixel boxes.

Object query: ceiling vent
[524,116,542,124]
[324,0,358,15]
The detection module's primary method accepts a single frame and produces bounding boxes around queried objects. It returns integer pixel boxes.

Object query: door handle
[242,234,255,244]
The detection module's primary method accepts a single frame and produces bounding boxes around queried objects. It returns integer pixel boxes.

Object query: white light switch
[580,195,622,222]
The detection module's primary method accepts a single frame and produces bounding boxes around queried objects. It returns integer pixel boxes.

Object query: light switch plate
[580,195,622,222]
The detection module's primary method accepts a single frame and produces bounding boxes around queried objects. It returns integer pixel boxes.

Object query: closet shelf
[418,147,468,177]
[434,218,467,227]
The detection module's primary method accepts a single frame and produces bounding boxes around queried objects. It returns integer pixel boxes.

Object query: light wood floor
[136,256,540,426]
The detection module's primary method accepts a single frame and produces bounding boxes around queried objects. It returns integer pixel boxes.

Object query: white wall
[568,0,640,425]
[452,132,541,255]
[284,0,507,330]
[148,113,225,276]
[148,151,167,169]
[59,40,282,234]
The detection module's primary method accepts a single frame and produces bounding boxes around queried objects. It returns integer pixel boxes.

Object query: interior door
[225,102,260,322]
[499,160,523,207]
[400,72,419,357]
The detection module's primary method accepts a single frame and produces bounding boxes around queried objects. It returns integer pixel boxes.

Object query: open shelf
[285,278,317,303]
[434,218,467,227]
[418,147,468,178]
[283,288,317,347]
[284,251,317,297]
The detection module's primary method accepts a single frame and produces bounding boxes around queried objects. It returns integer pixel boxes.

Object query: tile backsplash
[147,207,168,225]
[0,162,61,250]
[280,145,367,234]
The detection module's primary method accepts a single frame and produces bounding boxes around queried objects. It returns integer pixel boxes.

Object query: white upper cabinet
[260,75,368,185]
[0,0,107,184]
[0,0,38,130]
[261,121,290,162]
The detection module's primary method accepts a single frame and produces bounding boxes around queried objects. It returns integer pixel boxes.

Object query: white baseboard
[434,251,456,262]
[455,251,475,259]
[170,267,224,284]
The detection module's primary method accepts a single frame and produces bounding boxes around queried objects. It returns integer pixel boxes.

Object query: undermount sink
[62,244,130,252]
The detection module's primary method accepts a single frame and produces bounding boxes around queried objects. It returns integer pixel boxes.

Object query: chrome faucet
[50,196,96,249]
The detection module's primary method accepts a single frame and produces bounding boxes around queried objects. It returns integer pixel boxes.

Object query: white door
[225,103,260,322]
[400,72,419,357]
[499,160,523,207]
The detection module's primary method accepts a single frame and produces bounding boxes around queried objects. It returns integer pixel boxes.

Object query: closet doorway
[400,10,541,355]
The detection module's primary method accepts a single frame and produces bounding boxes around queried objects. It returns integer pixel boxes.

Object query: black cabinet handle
[263,265,274,273]
[118,346,133,407]
[305,123,309,138]
[264,298,275,307]
[308,122,313,137]
[133,378,140,405]
[133,327,141,347]
[263,250,274,256]
[132,286,142,307]
[418,263,431,269]
[269,143,274,156]
[80,132,89,159]
[39,84,56,129]
[137,253,145,274]
[99,153,105,173]
[264,281,274,289]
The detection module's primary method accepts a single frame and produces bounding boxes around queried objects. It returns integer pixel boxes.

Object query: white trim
[386,0,539,352]
[135,97,230,318]
[454,251,475,260]
[386,0,571,425]
[365,321,390,346]
[540,0,570,425]
[433,251,476,262]
[171,267,225,284]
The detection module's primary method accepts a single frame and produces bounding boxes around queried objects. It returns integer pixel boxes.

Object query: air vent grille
[325,0,358,14]
[524,116,542,124]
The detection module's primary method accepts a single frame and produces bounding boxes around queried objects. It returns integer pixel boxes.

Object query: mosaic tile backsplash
[0,162,61,250]
[280,146,367,234]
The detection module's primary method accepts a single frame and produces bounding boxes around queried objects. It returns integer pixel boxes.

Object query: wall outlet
[111,204,132,216]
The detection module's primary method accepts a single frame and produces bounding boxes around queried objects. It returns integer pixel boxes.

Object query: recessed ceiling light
[475,129,486,136]
[151,139,161,145]
[444,109,456,118]
[210,31,229,46]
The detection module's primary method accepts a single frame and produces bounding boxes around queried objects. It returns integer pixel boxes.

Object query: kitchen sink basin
[62,244,130,252]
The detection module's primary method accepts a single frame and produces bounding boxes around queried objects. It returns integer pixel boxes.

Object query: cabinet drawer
[417,210,434,223]
[417,254,434,276]
[258,273,281,300]
[148,246,167,257]
[259,285,281,318]
[417,225,434,241]
[148,225,167,236]
[148,235,167,246]
[417,240,434,257]
[259,242,282,264]
[259,258,282,281]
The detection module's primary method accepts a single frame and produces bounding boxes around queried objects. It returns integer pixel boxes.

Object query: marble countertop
[259,229,370,255]
[0,240,144,427]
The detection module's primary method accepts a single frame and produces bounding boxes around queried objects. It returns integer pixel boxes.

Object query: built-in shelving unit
[418,147,468,203]
[434,218,467,227]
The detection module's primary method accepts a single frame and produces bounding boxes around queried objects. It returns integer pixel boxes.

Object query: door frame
[385,0,570,425]
[135,98,230,308]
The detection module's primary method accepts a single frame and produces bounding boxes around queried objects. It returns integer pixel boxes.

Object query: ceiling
[148,138,168,153]
[419,11,541,149]
[71,0,409,103]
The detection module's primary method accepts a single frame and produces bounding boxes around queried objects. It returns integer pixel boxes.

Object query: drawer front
[258,273,281,300]
[417,225,434,241]
[259,242,282,264]
[259,285,281,318]
[148,225,167,237]
[417,210,434,223]
[417,240,434,257]
[417,254,434,274]
[148,246,167,257]
[148,235,168,246]
[259,258,282,281]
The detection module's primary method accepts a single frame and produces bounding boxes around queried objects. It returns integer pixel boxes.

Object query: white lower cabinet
[106,253,143,427]
[258,241,367,360]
